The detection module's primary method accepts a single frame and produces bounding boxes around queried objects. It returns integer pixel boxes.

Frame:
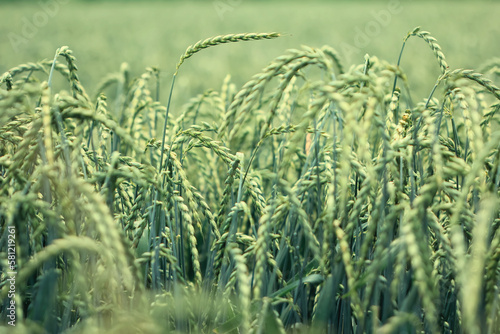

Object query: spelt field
[1,1,500,334]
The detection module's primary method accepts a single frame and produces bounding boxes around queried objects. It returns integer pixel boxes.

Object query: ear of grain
[175,32,280,74]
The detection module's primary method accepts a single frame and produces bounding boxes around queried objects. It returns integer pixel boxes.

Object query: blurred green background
[1,0,498,103]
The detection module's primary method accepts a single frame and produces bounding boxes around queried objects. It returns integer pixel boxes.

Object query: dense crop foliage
[1,27,500,333]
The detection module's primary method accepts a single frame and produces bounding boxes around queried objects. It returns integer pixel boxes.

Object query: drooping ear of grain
[175,32,280,75]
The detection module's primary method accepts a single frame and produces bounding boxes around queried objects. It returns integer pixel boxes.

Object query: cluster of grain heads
[1,27,500,333]
[0,46,147,333]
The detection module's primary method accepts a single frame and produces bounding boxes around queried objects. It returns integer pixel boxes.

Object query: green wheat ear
[405,27,448,74]
[175,32,281,75]
[57,47,82,91]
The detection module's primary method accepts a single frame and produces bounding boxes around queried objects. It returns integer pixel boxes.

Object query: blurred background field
[1,0,498,104]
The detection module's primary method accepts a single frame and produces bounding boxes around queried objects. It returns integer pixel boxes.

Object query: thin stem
[159,73,176,172]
